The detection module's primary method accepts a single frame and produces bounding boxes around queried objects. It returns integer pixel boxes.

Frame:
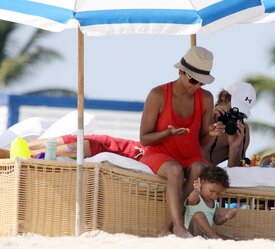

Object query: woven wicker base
[0,158,166,237]
[214,187,275,240]
[0,158,275,239]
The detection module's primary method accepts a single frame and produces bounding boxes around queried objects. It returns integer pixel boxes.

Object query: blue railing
[0,94,144,127]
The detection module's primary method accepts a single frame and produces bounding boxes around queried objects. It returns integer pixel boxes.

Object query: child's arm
[261,153,275,165]
[214,209,237,225]
[186,178,201,205]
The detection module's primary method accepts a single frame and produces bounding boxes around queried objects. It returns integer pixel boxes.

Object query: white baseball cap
[226,82,256,118]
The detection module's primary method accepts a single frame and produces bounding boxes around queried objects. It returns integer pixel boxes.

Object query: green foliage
[0,20,62,86]
[271,46,275,65]
[244,44,275,154]
[245,75,275,111]
[247,120,275,137]
[25,88,78,97]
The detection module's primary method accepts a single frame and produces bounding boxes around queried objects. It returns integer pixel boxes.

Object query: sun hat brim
[174,62,214,84]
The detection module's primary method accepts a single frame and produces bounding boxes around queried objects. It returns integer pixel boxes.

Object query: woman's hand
[208,122,225,137]
[213,105,227,122]
[227,120,245,149]
[261,153,275,165]
[168,124,190,135]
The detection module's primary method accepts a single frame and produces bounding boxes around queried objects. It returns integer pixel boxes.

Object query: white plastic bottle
[45,137,57,160]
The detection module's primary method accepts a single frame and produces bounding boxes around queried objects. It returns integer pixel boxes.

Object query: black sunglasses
[185,72,205,86]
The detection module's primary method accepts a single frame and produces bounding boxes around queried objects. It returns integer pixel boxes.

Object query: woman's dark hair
[215,89,231,106]
[200,167,230,189]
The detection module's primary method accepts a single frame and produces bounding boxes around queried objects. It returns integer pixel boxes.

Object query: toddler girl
[184,167,236,239]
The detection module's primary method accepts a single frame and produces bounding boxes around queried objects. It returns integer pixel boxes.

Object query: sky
[3,22,275,157]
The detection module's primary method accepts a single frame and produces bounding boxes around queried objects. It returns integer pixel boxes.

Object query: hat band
[180,58,210,75]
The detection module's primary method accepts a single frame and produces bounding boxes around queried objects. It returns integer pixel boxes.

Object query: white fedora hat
[174,46,215,84]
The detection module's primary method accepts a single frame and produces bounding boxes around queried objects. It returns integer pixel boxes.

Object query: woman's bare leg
[55,140,91,158]
[158,162,207,237]
[28,137,65,151]
[30,139,92,158]
[0,137,92,158]
[157,161,192,238]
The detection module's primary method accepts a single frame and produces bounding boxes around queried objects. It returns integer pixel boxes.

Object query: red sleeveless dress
[140,82,208,174]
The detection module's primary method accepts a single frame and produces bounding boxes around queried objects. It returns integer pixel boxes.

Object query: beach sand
[1,231,275,249]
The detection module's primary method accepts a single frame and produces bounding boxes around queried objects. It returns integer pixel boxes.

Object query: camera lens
[225,119,238,135]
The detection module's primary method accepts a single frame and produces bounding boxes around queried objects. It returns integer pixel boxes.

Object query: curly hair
[200,166,230,189]
[215,89,231,106]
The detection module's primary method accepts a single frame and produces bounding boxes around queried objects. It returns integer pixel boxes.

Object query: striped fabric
[252,0,275,23]
[0,0,273,35]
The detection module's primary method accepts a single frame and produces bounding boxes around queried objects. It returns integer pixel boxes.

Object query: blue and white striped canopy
[251,0,275,23]
[0,0,274,36]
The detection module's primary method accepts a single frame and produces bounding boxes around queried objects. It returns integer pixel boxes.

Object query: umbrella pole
[76,27,84,236]
[190,34,197,46]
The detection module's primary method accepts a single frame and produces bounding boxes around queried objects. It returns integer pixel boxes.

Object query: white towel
[224,167,275,187]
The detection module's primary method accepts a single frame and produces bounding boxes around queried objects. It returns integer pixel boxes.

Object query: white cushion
[85,152,154,175]
[39,111,95,139]
[0,117,50,149]
[224,167,275,187]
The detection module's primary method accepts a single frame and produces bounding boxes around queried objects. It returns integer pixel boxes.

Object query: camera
[218,107,246,135]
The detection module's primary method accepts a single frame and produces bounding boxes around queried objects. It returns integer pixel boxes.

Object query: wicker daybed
[0,158,166,237]
[0,157,275,240]
[215,186,275,240]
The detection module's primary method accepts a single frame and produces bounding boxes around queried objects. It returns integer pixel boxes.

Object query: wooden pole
[190,34,197,46]
[76,27,84,236]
